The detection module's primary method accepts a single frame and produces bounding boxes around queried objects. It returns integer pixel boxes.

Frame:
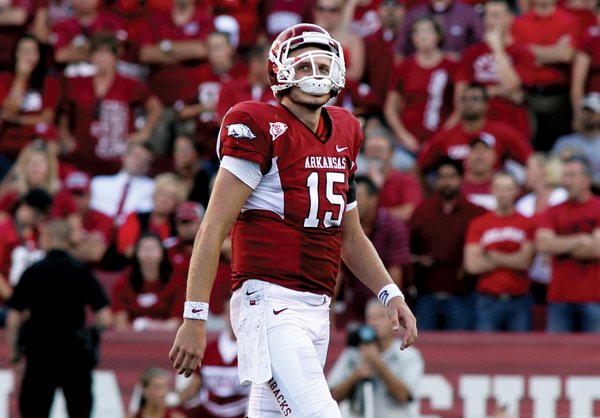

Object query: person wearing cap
[462,135,501,210]
[465,171,535,331]
[66,171,113,264]
[417,82,532,174]
[551,93,600,188]
[166,201,205,283]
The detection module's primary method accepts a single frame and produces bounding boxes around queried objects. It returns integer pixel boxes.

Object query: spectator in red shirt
[363,0,406,111]
[139,0,214,154]
[535,156,600,332]
[465,171,535,331]
[409,157,486,330]
[512,0,578,150]
[30,0,74,44]
[455,0,535,139]
[176,31,248,158]
[360,127,423,220]
[0,0,32,71]
[384,17,456,152]
[417,82,532,173]
[571,9,600,120]
[50,0,127,66]
[395,0,483,59]
[336,175,412,328]
[312,0,366,82]
[113,231,185,332]
[65,171,113,265]
[215,44,277,119]
[0,35,59,175]
[462,135,499,210]
[59,34,163,176]
[117,172,187,258]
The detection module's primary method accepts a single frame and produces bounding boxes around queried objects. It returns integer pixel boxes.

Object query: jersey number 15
[303,171,346,228]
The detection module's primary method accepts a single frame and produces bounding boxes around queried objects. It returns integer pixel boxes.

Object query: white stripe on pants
[231,281,341,418]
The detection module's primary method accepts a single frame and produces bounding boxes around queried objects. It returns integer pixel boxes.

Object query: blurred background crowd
[0,0,599,415]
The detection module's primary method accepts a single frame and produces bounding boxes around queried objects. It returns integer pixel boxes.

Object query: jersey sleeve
[218,105,272,174]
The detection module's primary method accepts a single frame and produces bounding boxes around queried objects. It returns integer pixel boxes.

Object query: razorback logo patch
[227,123,256,139]
[269,122,288,141]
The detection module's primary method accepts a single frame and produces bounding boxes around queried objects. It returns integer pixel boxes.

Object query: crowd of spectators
[0,0,599,341]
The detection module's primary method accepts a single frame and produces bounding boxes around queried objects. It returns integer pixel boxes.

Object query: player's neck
[281,99,322,133]
[494,206,514,217]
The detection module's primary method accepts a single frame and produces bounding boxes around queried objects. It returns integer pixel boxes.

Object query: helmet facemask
[270,31,346,97]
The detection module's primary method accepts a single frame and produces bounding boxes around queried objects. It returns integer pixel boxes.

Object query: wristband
[183,301,209,321]
[378,284,404,307]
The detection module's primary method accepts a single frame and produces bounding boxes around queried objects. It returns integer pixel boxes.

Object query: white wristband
[378,284,404,306]
[183,301,209,321]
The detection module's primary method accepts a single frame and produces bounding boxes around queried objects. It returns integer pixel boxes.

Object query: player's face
[562,161,591,200]
[364,136,393,164]
[207,33,233,69]
[136,237,164,267]
[143,376,169,408]
[436,165,462,198]
[284,46,334,109]
[366,302,393,340]
[16,38,40,69]
[492,175,518,209]
[91,47,117,74]
[173,136,198,170]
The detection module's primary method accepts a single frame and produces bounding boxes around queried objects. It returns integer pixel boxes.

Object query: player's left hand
[387,297,418,350]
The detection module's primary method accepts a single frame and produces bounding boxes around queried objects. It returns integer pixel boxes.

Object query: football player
[169,23,417,418]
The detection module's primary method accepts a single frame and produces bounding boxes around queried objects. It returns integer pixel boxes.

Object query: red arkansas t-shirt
[537,197,600,302]
[467,211,533,295]
[62,74,153,175]
[456,43,535,138]
[388,56,456,144]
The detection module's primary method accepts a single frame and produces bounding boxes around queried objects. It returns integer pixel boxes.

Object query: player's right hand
[169,319,207,377]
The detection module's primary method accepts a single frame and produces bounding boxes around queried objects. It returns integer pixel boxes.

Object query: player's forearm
[492,49,521,92]
[172,40,207,61]
[530,44,574,65]
[186,221,230,302]
[330,372,363,402]
[570,236,600,260]
[55,45,89,64]
[341,231,394,295]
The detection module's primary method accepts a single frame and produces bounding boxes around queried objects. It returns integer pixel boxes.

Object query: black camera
[346,324,378,347]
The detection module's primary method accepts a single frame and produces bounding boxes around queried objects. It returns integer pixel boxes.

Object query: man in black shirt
[5,219,112,418]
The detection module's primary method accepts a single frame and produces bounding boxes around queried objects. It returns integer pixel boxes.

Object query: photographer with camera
[328,299,424,418]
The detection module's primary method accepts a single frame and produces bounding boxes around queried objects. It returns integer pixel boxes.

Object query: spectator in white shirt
[90,142,155,225]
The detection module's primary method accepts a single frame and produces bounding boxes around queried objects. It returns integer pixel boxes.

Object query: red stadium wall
[1,331,599,418]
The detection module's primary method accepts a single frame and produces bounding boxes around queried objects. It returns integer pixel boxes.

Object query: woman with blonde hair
[117,173,187,258]
[128,367,186,418]
[0,140,77,220]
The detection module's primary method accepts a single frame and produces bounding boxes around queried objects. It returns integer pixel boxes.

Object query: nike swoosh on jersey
[273,308,289,315]
[336,146,348,152]
[246,290,259,296]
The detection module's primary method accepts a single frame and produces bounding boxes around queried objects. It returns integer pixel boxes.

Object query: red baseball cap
[176,202,205,222]
[65,171,91,193]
